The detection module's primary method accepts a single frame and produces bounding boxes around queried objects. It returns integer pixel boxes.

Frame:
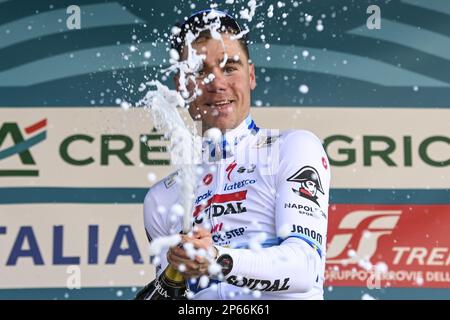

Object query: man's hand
[167,227,218,279]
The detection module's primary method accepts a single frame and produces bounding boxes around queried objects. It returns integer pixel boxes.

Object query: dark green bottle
[135,265,187,300]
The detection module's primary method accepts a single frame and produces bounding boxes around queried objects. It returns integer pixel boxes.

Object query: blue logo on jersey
[195,190,213,204]
[223,179,256,191]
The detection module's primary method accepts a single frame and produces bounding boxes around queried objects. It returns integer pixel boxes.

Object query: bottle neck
[163,265,185,284]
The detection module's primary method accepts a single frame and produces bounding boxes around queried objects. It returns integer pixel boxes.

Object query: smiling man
[182,33,255,133]
[141,9,331,300]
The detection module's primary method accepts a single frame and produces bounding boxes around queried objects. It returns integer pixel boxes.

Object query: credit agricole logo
[0,119,47,177]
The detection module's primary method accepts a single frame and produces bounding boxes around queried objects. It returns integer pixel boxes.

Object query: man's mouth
[206,99,234,107]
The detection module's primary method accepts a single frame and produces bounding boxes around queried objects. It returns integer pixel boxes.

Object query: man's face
[177,34,256,133]
[303,180,318,197]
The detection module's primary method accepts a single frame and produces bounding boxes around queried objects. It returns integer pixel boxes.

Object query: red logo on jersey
[203,174,213,185]
[211,222,224,234]
[322,157,328,170]
[192,190,247,217]
[225,161,237,181]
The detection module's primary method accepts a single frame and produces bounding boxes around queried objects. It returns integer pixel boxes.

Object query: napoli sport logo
[287,166,324,206]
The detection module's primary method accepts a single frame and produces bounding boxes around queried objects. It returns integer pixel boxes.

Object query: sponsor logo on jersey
[203,173,213,185]
[195,190,213,204]
[227,276,290,291]
[327,210,401,264]
[287,166,324,207]
[237,164,256,174]
[193,191,247,224]
[195,203,247,224]
[290,224,323,246]
[253,135,279,149]
[322,156,328,170]
[284,202,327,220]
[223,179,256,191]
[210,222,223,234]
[212,227,247,245]
[164,171,178,189]
[225,161,237,181]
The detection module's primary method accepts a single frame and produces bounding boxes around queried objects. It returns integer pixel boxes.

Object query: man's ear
[249,63,256,90]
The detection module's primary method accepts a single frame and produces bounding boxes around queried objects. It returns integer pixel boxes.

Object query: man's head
[171,9,250,61]
[171,10,256,133]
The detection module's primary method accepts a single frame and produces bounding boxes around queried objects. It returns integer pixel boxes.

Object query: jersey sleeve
[275,130,330,277]
[215,130,330,293]
[143,174,182,278]
[276,130,330,257]
[143,188,169,241]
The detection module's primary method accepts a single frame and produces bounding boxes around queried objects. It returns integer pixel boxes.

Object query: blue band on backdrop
[0,188,448,204]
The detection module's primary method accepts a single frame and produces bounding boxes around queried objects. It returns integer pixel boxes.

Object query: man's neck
[201,114,250,136]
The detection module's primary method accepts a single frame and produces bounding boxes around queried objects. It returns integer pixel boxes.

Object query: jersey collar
[203,114,259,161]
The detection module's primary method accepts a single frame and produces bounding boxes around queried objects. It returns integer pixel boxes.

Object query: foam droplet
[299,84,309,94]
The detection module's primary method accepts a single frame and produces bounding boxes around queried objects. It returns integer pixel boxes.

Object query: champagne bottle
[135,265,187,300]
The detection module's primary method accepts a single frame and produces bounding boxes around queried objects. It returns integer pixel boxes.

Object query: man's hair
[170,9,250,59]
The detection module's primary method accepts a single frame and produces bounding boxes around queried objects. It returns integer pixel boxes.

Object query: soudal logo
[326,210,401,264]
[193,191,247,224]
[223,179,256,191]
[287,166,324,207]
[227,276,290,291]
[0,119,47,177]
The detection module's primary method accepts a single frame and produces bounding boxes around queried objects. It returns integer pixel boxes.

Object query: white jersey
[144,115,330,300]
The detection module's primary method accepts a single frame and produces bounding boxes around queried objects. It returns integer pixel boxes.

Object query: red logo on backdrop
[0,118,48,177]
[327,210,401,264]
[322,157,328,170]
[325,205,450,289]
[203,174,213,185]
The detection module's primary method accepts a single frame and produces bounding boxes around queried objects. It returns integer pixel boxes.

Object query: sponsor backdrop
[1,0,449,299]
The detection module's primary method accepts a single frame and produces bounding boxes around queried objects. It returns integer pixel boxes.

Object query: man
[142,9,330,300]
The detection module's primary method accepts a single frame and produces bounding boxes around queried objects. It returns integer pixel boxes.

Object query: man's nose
[205,69,227,93]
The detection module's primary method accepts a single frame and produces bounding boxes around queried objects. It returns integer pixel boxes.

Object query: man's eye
[224,66,237,73]
[196,70,206,78]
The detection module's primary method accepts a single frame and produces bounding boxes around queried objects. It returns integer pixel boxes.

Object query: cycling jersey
[143,114,331,300]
